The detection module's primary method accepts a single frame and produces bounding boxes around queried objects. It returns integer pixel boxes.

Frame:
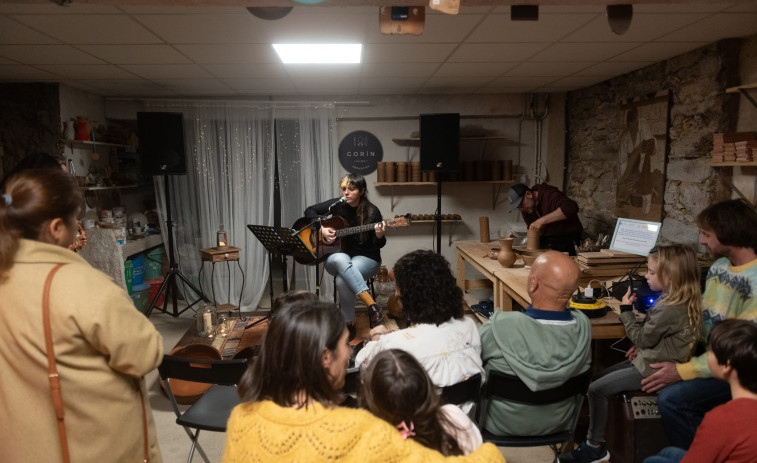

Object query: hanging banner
[338,130,383,174]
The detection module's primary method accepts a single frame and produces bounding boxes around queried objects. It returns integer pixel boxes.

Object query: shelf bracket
[390,186,398,212]
[492,183,507,210]
[448,220,459,247]
[739,88,757,110]
[714,168,751,203]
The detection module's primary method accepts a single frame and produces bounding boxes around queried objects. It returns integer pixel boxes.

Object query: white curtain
[274,105,338,299]
[146,100,337,311]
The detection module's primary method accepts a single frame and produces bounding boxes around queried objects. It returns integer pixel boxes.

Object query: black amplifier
[605,391,670,463]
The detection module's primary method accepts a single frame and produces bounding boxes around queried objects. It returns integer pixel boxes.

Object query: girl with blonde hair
[565,244,702,463]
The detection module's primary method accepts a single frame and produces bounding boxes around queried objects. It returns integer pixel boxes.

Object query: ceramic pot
[497,237,516,268]
[527,228,541,250]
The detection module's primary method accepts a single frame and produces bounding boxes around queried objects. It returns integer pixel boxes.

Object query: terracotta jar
[527,228,541,250]
[497,237,516,268]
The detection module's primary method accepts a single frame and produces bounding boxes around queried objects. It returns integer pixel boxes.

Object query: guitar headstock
[387,213,412,228]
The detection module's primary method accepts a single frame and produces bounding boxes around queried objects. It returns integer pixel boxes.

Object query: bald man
[478,251,592,436]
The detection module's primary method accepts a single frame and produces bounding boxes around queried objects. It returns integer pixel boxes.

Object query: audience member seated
[0,169,164,462]
[355,250,484,397]
[565,245,702,463]
[361,349,484,456]
[478,250,591,436]
[643,319,757,463]
[642,200,757,449]
[222,300,504,463]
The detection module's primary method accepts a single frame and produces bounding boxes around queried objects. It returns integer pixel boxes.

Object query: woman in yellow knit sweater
[223,300,504,463]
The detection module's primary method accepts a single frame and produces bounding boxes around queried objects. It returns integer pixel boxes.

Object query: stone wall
[566,39,742,247]
[0,83,61,181]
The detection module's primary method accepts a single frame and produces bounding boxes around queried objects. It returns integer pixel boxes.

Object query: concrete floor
[146,297,557,463]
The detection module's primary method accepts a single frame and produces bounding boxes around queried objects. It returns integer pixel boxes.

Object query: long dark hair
[340,173,374,243]
[393,249,464,325]
[238,300,345,408]
[0,169,80,280]
[360,349,464,456]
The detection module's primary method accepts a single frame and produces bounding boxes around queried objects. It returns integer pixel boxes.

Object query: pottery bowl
[488,248,500,259]
[518,249,547,266]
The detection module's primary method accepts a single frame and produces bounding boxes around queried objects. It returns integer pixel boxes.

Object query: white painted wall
[103,92,566,271]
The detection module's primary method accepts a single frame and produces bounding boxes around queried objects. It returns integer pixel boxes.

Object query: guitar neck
[335,222,379,238]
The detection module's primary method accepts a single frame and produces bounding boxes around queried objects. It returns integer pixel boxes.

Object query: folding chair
[440,373,483,417]
[440,373,482,406]
[158,354,249,463]
[477,369,592,463]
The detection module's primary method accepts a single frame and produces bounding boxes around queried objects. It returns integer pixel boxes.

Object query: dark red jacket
[520,183,583,238]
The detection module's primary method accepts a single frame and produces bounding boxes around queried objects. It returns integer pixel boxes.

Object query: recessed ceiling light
[272,44,362,64]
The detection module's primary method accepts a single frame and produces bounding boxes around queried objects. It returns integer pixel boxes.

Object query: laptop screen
[609,217,660,256]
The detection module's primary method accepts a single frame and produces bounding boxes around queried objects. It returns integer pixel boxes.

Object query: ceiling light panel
[273,43,362,64]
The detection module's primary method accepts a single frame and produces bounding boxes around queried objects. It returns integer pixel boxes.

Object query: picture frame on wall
[615,91,670,221]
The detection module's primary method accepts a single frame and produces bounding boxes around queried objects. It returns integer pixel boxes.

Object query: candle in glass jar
[203,312,212,333]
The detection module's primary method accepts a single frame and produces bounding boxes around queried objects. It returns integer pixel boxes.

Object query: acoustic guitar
[292,214,411,265]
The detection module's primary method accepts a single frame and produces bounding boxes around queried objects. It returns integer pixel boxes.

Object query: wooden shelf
[62,139,134,149]
[412,219,464,223]
[711,161,757,167]
[80,184,141,191]
[376,180,513,186]
[392,136,518,147]
[725,83,757,93]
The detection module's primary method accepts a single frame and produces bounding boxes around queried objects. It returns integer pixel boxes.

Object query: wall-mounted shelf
[62,139,134,149]
[392,136,518,147]
[375,180,514,211]
[412,219,464,223]
[726,82,757,109]
[710,161,757,167]
[80,184,141,191]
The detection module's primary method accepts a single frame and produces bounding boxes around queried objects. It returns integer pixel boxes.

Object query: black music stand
[247,224,311,328]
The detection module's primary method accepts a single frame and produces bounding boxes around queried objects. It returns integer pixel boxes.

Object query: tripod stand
[146,175,207,317]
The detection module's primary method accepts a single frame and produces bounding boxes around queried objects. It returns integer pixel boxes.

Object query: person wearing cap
[508,182,583,255]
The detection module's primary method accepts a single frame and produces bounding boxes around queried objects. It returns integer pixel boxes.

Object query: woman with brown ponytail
[0,169,164,463]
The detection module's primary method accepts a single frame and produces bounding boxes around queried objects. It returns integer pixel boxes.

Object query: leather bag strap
[42,263,68,463]
[42,263,150,463]
[138,379,150,463]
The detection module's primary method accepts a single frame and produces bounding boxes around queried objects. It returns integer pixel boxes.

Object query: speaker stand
[435,180,442,255]
[146,175,207,318]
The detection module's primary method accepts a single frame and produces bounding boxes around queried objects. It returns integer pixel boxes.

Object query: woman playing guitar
[304,173,385,340]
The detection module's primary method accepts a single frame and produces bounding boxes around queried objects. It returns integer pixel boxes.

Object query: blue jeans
[643,446,687,463]
[324,253,379,323]
[657,377,730,449]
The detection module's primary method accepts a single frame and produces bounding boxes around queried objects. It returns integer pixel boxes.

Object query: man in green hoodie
[479,250,592,436]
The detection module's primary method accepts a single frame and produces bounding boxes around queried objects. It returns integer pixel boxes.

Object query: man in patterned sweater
[641,199,757,449]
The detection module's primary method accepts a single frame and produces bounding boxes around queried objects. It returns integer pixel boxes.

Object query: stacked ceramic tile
[734,140,757,162]
[712,132,756,163]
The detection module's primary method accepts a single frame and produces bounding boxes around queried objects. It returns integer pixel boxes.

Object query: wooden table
[172,315,269,359]
[455,240,626,339]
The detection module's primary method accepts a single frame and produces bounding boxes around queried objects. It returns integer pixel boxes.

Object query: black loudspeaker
[420,113,459,172]
[137,112,187,175]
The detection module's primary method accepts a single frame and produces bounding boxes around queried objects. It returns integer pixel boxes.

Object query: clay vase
[497,237,517,268]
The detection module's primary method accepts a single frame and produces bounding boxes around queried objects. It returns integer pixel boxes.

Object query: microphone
[328,196,347,210]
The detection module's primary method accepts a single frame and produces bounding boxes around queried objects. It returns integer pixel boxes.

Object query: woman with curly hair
[355,249,484,407]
